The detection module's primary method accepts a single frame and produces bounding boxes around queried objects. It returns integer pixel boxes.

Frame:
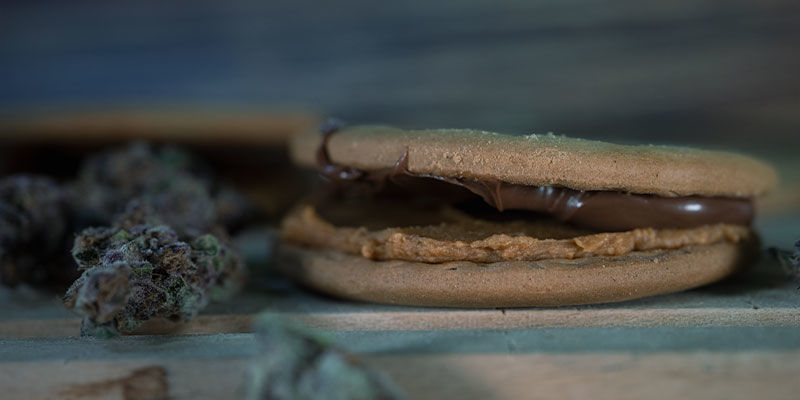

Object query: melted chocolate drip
[315,124,754,231]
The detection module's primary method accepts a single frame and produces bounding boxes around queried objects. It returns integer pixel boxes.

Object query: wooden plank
[2,332,799,400]
[2,1,800,149]
[5,327,800,361]
[4,306,800,339]
[1,360,248,400]
[3,352,799,400]
[369,352,800,400]
[0,108,318,146]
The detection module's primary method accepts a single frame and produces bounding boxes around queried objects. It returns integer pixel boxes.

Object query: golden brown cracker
[291,125,777,198]
[278,239,756,308]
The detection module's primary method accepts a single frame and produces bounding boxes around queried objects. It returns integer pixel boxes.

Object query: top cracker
[291,125,777,198]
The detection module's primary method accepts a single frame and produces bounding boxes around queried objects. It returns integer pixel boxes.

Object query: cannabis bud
[64,224,245,337]
[60,142,253,337]
[244,313,404,400]
[71,142,251,236]
[775,240,800,287]
[0,175,75,288]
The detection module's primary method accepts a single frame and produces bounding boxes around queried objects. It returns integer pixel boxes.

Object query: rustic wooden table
[1,211,798,400]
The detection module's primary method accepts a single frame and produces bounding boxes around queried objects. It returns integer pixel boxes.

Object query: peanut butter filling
[282,205,750,264]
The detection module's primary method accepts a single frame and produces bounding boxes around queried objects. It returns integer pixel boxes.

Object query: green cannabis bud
[0,175,75,288]
[64,223,246,337]
[244,313,405,400]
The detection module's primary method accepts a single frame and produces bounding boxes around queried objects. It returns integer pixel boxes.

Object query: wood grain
[2,333,799,400]
[370,352,800,400]
[3,306,799,339]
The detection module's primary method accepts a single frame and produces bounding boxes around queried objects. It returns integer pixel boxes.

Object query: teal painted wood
[1,1,799,149]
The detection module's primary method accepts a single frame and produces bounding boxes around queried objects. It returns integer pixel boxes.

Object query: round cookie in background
[0,107,316,145]
[280,124,778,308]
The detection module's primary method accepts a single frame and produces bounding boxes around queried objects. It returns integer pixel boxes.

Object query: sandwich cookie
[280,123,777,307]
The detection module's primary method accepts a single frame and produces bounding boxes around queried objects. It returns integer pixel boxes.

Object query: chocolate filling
[315,123,754,231]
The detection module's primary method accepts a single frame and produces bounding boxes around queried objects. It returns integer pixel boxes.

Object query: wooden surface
[1,212,798,399]
[1,3,799,397]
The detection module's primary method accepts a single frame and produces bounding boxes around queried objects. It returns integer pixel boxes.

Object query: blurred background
[0,0,798,152]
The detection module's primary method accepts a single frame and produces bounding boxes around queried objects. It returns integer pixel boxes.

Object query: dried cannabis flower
[64,224,245,337]
[244,313,405,400]
[0,175,75,288]
[61,142,253,336]
[57,143,250,336]
[71,142,250,236]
